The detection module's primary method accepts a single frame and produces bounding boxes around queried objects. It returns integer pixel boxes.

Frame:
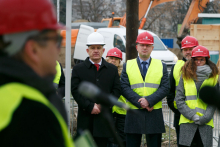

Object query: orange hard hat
[136,32,154,45]
[191,45,210,59]
[181,36,198,49]
[106,47,122,60]
[0,0,64,35]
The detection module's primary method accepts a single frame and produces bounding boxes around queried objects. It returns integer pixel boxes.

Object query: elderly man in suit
[121,31,169,147]
[71,32,121,147]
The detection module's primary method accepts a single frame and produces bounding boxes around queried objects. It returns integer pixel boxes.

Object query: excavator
[61,0,210,47]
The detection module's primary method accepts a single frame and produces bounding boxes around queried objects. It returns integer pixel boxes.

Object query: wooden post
[126,0,139,61]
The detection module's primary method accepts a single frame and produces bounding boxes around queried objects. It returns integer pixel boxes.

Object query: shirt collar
[138,56,151,64]
[89,58,102,66]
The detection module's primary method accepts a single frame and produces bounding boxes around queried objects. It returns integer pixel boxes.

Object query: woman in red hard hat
[106,47,126,147]
[175,45,218,147]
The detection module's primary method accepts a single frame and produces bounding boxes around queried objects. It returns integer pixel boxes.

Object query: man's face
[182,47,193,60]
[86,45,105,61]
[37,31,61,76]
[107,56,120,67]
[136,43,154,59]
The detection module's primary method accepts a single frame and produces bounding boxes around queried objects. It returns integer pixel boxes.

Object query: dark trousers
[175,125,180,147]
[174,114,180,147]
[179,129,203,147]
[108,113,126,147]
[126,133,162,147]
[94,137,108,147]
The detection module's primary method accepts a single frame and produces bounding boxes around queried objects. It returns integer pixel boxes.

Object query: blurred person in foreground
[0,0,74,146]
[167,36,198,147]
[106,47,126,147]
[175,45,218,147]
[71,32,121,147]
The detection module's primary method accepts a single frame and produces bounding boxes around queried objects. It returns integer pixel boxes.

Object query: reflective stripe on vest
[173,60,185,109]
[112,95,127,115]
[53,61,61,89]
[0,83,74,147]
[126,58,163,109]
[179,76,218,127]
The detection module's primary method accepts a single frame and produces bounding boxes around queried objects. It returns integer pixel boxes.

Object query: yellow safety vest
[179,76,218,127]
[0,83,74,147]
[126,58,163,109]
[53,61,62,89]
[173,60,185,109]
[112,95,127,115]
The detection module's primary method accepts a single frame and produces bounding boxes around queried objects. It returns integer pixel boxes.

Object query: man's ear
[103,48,105,53]
[23,40,39,63]
[86,48,89,54]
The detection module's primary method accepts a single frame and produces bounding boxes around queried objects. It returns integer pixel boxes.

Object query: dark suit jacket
[121,57,169,134]
[71,57,121,137]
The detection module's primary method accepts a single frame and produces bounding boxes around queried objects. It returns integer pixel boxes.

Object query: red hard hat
[136,32,154,45]
[192,45,210,59]
[181,36,198,49]
[0,0,64,35]
[106,47,122,60]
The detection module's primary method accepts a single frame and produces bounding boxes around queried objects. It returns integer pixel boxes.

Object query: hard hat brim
[181,45,196,49]
[86,43,105,46]
[136,41,154,45]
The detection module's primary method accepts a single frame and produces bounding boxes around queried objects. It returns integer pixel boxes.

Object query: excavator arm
[120,0,176,28]
[139,0,176,20]
[177,0,210,47]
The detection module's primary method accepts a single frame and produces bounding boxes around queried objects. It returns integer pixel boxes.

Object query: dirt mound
[58,46,75,68]
[169,48,183,60]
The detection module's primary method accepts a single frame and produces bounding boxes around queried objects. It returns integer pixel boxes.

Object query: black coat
[121,57,169,134]
[71,57,121,137]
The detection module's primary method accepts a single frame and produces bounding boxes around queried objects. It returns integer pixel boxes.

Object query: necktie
[142,61,148,76]
[94,64,99,71]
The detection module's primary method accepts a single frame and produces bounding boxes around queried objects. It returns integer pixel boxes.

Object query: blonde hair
[106,57,123,76]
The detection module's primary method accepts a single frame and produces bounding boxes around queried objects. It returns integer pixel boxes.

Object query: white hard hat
[86,32,105,46]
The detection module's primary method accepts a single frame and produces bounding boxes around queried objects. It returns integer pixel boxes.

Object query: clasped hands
[138,98,154,112]
[91,103,101,114]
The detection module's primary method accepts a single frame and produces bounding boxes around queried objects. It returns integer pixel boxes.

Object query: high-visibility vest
[126,58,163,109]
[53,61,61,89]
[112,95,127,115]
[173,60,185,109]
[0,83,74,147]
[179,76,218,127]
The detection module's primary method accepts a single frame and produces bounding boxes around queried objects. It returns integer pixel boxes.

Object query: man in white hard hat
[71,32,121,147]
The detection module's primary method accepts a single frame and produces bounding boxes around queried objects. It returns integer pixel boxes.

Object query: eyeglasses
[31,35,63,49]
[194,58,205,62]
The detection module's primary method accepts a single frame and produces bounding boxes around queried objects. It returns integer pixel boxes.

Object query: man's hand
[138,98,149,108]
[91,104,101,114]
[97,104,101,110]
[146,106,154,112]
